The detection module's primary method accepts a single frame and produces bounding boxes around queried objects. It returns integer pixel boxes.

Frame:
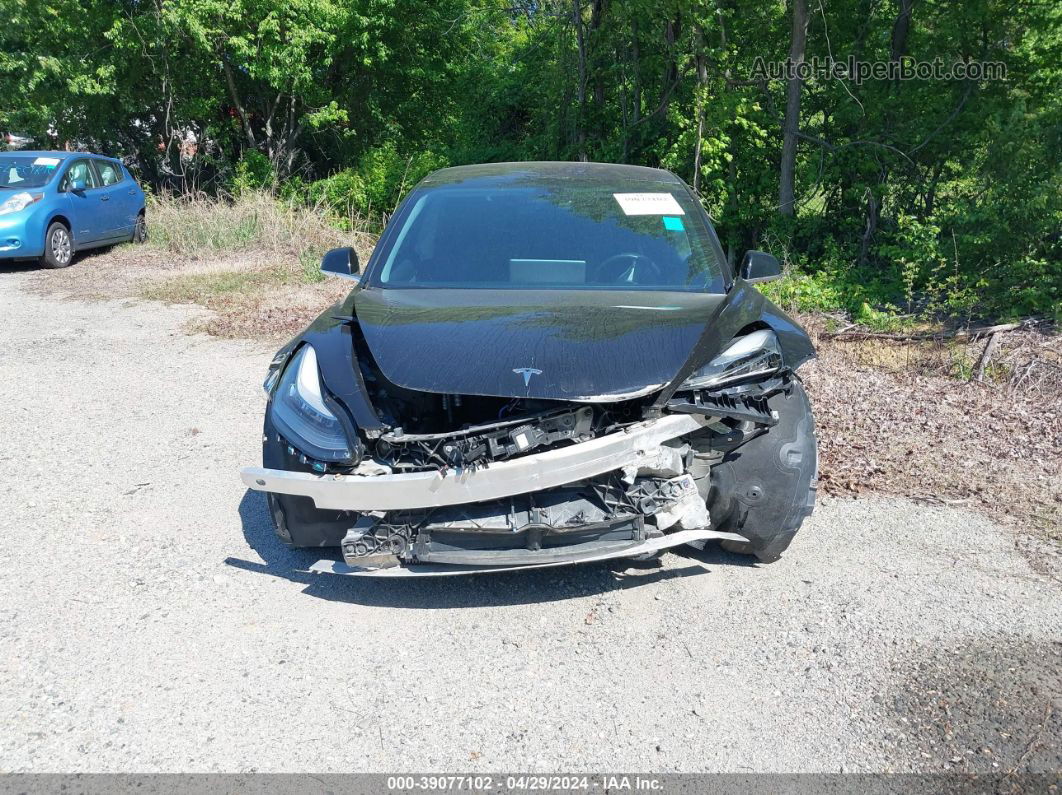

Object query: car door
[58,158,106,245]
[94,159,134,238]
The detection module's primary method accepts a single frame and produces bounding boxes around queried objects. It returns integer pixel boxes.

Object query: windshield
[372,181,727,293]
[0,155,63,188]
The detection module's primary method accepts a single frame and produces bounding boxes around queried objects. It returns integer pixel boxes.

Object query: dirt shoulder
[25,244,353,341]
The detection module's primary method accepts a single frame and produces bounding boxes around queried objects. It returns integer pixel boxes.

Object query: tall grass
[136,189,376,338]
[145,190,377,273]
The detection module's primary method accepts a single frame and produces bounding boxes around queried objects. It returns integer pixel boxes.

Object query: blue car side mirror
[69,178,87,193]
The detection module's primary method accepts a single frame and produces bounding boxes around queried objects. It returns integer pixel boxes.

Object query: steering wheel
[593,252,662,285]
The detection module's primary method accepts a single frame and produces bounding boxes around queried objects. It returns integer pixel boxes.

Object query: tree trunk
[890,0,914,63]
[573,0,588,161]
[778,0,809,217]
[858,0,913,258]
[717,2,739,267]
[590,0,607,110]
[858,188,878,266]
[663,15,680,98]
[692,24,708,193]
[222,57,256,149]
[630,18,641,126]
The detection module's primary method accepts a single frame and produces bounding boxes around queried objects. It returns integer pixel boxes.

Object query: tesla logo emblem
[513,367,543,387]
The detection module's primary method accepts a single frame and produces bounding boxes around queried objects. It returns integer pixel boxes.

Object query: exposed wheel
[41,222,73,269]
[132,212,147,244]
[707,378,817,562]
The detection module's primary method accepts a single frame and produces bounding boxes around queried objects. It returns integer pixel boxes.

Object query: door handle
[100,196,109,201]
[128,190,136,195]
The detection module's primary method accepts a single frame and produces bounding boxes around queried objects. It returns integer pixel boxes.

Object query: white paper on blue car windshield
[33,157,60,167]
[613,192,684,216]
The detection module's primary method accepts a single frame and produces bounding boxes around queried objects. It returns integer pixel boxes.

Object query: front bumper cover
[242,412,734,573]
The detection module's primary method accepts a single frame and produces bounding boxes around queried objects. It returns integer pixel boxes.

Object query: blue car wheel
[42,221,73,269]
[132,212,147,244]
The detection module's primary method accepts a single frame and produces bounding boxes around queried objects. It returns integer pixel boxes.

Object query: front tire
[41,222,73,269]
[707,378,818,562]
[131,212,147,244]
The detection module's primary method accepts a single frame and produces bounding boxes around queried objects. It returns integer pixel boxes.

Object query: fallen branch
[911,494,972,507]
[826,321,1024,342]
[971,332,1000,383]
[1006,701,1054,776]
[1009,360,1038,394]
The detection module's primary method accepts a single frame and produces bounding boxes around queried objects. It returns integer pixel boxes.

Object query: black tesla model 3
[241,162,817,577]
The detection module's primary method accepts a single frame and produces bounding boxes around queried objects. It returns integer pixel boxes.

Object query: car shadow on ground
[226,489,759,608]
[1,242,125,274]
[0,261,45,274]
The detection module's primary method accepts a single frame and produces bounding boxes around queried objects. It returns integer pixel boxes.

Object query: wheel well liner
[47,214,71,231]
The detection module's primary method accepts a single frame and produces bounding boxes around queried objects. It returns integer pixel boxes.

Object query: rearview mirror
[321,247,360,282]
[741,250,782,283]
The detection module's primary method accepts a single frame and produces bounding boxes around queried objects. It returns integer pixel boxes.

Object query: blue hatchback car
[0,151,146,268]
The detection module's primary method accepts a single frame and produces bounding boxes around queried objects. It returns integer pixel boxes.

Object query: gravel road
[1,267,1059,774]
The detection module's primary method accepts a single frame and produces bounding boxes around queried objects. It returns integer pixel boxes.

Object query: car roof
[419,161,686,189]
[5,150,121,163]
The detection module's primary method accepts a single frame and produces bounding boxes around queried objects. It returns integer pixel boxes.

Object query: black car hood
[353,287,727,401]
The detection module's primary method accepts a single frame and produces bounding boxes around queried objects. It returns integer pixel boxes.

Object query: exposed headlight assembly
[681,329,784,389]
[269,345,355,463]
[0,192,43,215]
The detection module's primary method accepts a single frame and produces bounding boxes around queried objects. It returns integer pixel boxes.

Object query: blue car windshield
[373,183,727,293]
[0,156,62,189]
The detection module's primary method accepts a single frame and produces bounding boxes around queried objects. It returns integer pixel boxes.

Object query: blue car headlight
[0,191,43,215]
[681,329,784,389]
[269,345,355,462]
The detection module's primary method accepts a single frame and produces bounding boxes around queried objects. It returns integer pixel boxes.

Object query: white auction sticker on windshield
[33,157,60,166]
[613,192,684,216]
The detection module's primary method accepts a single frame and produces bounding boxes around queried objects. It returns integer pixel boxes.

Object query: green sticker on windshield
[663,216,684,231]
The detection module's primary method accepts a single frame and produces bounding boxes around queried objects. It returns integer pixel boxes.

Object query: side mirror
[320,246,360,282]
[741,250,782,283]
[69,178,87,193]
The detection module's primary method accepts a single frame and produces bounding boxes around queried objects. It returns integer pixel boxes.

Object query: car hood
[353,287,727,401]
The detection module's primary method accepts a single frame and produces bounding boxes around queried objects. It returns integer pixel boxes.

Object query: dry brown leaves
[799,316,1062,542]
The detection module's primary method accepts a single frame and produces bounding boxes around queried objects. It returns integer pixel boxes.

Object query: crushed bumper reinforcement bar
[240,414,707,511]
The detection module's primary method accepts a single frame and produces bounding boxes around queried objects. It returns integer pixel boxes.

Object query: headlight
[269,345,355,462]
[0,192,43,215]
[681,329,783,389]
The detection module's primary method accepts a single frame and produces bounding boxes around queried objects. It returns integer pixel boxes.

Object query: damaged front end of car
[240,282,817,577]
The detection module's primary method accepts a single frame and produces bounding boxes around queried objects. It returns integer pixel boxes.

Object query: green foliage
[2,0,1058,321]
[303,169,368,224]
[298,143,448,227]
[299,251,328,284]
[356,142,449,214]
[233,151,275,195]
[760,269,850,315]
